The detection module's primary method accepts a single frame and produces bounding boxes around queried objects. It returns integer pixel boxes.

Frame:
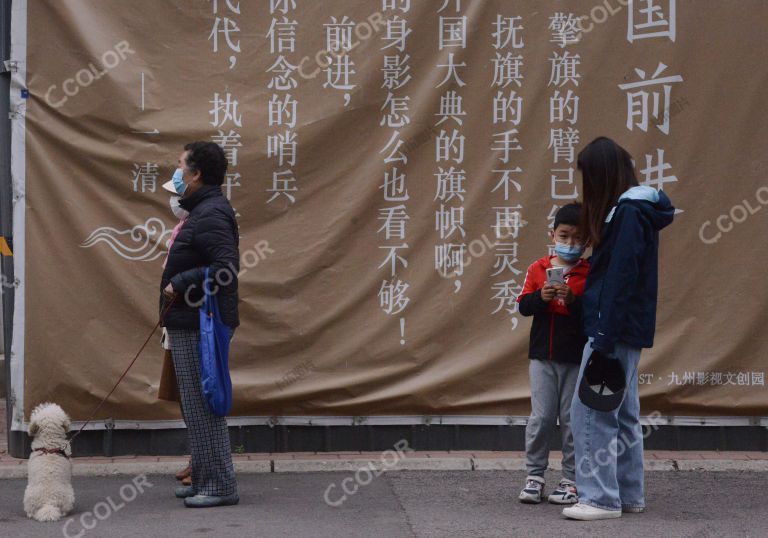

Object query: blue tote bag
[199,267,233,417]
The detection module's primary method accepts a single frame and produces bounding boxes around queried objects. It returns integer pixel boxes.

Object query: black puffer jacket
[160,185,240,329]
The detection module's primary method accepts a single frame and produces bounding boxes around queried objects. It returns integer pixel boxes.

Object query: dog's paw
[32,504,62,522]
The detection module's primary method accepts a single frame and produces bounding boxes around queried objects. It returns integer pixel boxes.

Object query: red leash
[69,295,178,443]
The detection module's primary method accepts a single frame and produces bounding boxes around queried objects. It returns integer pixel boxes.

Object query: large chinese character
[267,56,299,90]
[491,279,523,320]
[628,0,676,43]
[436,129,465,163]
[131,162,158,193]
[379,278,410,315]
[324,55,357,91]
[548,128,580,164]
[493,15,524,50]
[381,93,411,128]
[325,16,355,53]
[380,131,408,164]
[639,148,677,190]
[211,130,242,166]
[439,16,467,50]
[492,206,522,239]
[222,172,241,200]
[438,0,461,13]
[378,244,409,276]
[492,243,522,276]
[434,167,466,202]
[435,243,466,277]
[550,90,579,124]
[549,12,580,48]
[492,129,522,164]
[618,63,683,134]
[435,90,466,126]
[209,92,242,128]
[493,90,523,125]
[378,205,410,240]
[491,53,524,88]
[381,168,410,201]
[269,0,296,15]
[266,170,298,204]
[268,94,297,128]
[382,17,412,52]
[435,204,465,239]
[208,15,240,69]
[491,168,522,201]
[436,53,467,88]
[383,0,410,13]
[267,17,298,54]
[382,55,412,90]
[548,51,581,87]
[267,130,298,167]
[551,168,578,199]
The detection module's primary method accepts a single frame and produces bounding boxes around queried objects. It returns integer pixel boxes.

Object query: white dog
[24,402,75,522]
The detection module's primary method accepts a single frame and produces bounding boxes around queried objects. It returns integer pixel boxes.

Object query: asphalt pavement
[1,470,766,537]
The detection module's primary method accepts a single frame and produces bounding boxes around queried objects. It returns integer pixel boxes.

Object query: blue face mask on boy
[554,242,585,263]
[171,168,186,195]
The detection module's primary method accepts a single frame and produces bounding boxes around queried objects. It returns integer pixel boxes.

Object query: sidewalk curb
[675,459,768,472]
[1,456,766,479]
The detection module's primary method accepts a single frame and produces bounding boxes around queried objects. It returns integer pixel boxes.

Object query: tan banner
[18,0,768,422]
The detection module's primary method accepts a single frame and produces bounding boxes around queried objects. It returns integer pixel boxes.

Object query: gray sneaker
[184,493,240,508]
[519,476,545,504]
[548,478,578,505]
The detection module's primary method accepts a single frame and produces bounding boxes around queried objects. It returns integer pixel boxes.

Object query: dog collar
[32,447,70,459]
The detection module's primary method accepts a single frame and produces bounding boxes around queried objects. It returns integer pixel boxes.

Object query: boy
[516,203,589,505]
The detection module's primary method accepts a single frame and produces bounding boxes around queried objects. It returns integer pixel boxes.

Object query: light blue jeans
[570,337,644,511]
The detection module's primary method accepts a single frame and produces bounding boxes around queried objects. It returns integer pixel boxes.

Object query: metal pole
[0,0,15,445]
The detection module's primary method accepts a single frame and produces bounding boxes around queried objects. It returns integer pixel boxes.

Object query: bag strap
[202,267,212,316]
[201,266,221,319]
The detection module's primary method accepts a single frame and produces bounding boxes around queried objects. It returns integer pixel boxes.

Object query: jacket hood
[606,186,675,231]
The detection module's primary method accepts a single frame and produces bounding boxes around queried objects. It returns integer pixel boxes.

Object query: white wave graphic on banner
[80,217,173,261]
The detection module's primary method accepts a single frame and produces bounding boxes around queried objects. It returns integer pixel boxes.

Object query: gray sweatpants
[525,359,579,481]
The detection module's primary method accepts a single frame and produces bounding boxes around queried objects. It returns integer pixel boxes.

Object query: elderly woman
[160,141,240,508]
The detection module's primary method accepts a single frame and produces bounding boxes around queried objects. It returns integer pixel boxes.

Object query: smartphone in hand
[546,266,565,286]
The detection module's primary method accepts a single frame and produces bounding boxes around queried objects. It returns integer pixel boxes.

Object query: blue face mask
[172,168,186,195]
[554,242,585,263]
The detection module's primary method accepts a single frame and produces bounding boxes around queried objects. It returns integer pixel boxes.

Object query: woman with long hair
[563,137,675,520]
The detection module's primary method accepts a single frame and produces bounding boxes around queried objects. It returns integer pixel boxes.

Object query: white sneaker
[548,478,578,504]
[518,476,545,504]
[562,502,622,520]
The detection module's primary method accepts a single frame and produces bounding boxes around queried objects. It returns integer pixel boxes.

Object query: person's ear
[548,229,555,241]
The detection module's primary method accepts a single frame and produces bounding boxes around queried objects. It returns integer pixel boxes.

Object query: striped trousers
[168,328,237,497]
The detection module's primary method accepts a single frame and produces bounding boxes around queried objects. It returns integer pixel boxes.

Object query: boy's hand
[556,284,575,305]
[541,284,556,303]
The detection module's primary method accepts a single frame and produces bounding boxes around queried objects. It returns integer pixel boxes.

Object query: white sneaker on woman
[562,502,622,520]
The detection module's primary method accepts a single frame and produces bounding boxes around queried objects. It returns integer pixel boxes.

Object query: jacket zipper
[548,313,555,360]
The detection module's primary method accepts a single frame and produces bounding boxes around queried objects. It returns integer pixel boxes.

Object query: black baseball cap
[578,350,626,412]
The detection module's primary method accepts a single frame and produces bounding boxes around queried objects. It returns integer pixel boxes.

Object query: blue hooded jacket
[582,186,675,354]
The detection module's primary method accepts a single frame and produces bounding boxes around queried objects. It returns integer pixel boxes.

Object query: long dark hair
[577,137,638,247]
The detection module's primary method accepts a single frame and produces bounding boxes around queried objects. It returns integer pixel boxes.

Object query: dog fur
[23,402,75,522]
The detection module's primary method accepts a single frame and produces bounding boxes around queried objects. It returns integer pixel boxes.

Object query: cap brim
[578,353,627,412]
[161,180,178,194]
[579,377,625,412]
